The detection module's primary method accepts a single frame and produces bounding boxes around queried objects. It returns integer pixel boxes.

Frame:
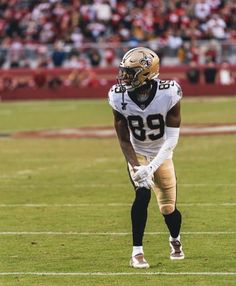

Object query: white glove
[136,176,154,189]
[133,165,154,182]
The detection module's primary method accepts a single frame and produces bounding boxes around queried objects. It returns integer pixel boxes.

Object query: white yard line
[0,203,132,207]
[178,203,236,206]
[0,183,235,188]
[179,183,236,187]
[0,231,235,236]
[0,272,235,276]
[0,202,235,208]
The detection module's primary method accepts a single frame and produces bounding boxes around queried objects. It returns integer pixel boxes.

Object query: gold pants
[128,154,177,215]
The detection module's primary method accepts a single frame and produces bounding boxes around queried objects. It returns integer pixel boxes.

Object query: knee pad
[159,203,175,215]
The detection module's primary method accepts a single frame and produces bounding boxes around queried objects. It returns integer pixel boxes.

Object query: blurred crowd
[0,60,234,93]
[186,60,235,84]
[0,0,236,69]
[0,67,105,92]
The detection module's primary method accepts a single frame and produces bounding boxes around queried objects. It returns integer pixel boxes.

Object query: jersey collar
[127,80,157,110]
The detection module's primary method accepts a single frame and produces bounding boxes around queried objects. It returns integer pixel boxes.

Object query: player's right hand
[133,165,154,182]
[136,176,154,189]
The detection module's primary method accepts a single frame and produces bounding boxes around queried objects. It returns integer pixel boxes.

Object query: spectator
[94,1,112,23]
[16,78,30,89]
[87,48,101,67]
[103,48,116,66]
[203,60,218,84]
[48,76,63,89]
[0,54,5,67]
[32,69,47,88]
[1,76,17,91]
[194,0,211,22]
[10,58,20,68]
[205,46,217,63]
[70,28,84,48]
[51,41,66,67]
[205,14,227,40]
[185,43,200,64]
[167,30,183,56]
[63,53,88,69]
[218,61,234,85]
[186,61,201,83]
[65,67,99,87]
[36,45,51,68]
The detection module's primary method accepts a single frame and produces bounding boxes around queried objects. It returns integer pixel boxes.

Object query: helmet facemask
[118,66,143,91]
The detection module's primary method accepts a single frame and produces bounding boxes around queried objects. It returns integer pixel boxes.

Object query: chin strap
[116,76,127,110]
[120,84,127,110]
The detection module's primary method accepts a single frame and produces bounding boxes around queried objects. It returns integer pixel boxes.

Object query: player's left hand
[133,165,154,182]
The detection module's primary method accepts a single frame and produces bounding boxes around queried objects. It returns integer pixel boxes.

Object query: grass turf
[0,97,235,285]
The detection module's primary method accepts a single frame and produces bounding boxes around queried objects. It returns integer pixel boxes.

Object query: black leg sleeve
[131,187,151,246]
[163,208,182,239]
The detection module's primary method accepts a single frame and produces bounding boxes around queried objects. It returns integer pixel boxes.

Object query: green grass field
[0,97,235,285]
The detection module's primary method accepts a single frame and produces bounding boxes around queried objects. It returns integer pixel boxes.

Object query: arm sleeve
[149,127,180,171]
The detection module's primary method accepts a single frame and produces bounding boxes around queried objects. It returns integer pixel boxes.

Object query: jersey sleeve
[108,85,118,111]
[169,81,183,110]
[108,84,123,112]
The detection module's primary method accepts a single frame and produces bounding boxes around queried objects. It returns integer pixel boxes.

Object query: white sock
[169,235,180,242]
[132,246,144,257]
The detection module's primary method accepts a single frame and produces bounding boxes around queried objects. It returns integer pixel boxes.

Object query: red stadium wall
[0,66,236,101]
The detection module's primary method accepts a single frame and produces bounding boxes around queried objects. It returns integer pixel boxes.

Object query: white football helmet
[118,47,160,91]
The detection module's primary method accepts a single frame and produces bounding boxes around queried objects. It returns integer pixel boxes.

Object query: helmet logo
[139,56,152,68]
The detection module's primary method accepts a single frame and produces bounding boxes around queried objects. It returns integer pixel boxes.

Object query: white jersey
[108,79,182,157]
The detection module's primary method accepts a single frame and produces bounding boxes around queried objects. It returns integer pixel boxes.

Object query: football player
[108,47,185,268]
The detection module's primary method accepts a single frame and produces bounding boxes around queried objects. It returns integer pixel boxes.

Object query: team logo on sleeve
[175,82,183,97]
